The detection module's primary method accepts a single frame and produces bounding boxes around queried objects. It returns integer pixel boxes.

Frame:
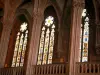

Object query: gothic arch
[5,9,32,67]
[85,0,95,20]
[36,6,59,65]
[44,1,62,29]
[79,0,96,62]
[15,9,33,35]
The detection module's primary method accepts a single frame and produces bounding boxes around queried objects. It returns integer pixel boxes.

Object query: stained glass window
[37,16,55,65]
[12,22,28,67]
[80,9,89,62]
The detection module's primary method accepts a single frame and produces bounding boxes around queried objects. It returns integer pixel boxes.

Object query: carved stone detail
[73,0,85,8]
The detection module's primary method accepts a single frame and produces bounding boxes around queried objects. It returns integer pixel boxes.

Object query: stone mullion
[69,0,85,75]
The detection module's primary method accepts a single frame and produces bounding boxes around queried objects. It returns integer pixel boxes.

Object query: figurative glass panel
[12,22,28,67]
[37,16,55,65]
[80,9,89,62]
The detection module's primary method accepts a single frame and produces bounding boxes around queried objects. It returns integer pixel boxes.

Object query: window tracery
[12,22,28,67]
[80,9,89,62]
[37,16,55,65]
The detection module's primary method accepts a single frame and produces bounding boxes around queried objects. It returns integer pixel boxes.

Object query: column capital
[73,0,85,8]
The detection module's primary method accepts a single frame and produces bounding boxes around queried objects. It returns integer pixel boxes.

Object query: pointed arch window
[80,9,89,62]
[12,22,28,67]
[37,16,56,65]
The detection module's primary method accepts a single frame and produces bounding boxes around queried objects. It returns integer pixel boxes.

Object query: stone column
[0,24,12,67]
[0,0,21,67]
[26,0,45,74]
[0,16,16,67]
[26,13,44,75]
[69,0,85,75]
